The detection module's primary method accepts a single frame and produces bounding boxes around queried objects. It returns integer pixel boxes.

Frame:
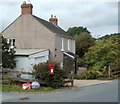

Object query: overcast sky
[0,0,118,38]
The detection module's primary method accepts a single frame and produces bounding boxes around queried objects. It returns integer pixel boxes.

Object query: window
[68,39,72,51]
[8,38,15,49]
[61,38,64,51]
[68,39,70,51]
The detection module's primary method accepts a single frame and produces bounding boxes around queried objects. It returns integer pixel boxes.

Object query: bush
[33,61,67,88]
[80,70,102,79]
[73,74,83,79]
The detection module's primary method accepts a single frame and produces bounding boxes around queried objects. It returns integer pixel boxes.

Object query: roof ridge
[32,15,56,34]
[32,15,73,39]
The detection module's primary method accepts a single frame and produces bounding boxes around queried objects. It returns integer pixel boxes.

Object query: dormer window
[7,38,15,49]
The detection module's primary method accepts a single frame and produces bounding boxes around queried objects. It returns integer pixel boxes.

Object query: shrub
[33,61,67,88]
[81,70,102,79]
[73,74,83,79]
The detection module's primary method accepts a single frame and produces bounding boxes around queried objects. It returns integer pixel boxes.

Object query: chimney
[21,1,33,15]
[49,15,58,25]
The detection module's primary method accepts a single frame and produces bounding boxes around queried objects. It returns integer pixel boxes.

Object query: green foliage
[2,36,16,68]
[67,26,90,37]
[74,70,103,79]
[33,61,67,88]
[85,37,119,74]
[81,70,103,79]
[99,33,120,40]
[73,74,83,79]
[77,58,86,67]
[67,27,95,67]
[75,32,95,58]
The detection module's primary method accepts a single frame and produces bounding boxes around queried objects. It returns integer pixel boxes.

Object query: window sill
[61,49,64,52]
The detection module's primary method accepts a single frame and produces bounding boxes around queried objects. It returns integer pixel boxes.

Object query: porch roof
[63,51,79,59]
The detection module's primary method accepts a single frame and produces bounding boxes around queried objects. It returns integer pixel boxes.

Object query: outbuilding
[14,49,49,79]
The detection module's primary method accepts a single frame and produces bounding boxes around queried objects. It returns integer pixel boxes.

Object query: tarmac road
[2,80,118,102]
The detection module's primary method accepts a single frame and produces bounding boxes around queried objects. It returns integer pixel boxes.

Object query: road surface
[2,80,118,102]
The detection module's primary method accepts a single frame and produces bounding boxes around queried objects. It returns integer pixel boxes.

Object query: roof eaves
[55,33,74,40]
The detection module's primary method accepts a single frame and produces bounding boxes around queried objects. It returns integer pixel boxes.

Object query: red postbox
[48,64,55,75]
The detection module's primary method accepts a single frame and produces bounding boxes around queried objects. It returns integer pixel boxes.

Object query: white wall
[14,50,49,79]
[14,56,32,79]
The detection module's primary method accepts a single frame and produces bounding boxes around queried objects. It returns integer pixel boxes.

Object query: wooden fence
[110,66,120,78]
[0,68,74,86]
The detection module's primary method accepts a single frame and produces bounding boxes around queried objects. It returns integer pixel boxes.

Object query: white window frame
[9,38,15,49]
[68,39,70,51]
[68,39,72,51]
[61,38,64,51]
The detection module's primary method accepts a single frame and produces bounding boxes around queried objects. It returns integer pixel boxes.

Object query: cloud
[0,2,21,32]
[88,25,118,38]
[0,1,118,38]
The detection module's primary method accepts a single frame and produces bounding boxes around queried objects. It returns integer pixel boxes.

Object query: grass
[0,84,53,92]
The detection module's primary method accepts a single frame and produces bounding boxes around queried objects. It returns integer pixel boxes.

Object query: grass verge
[0,84,53,92]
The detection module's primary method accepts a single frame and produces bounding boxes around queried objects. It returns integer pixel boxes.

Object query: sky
[0,0,118,38]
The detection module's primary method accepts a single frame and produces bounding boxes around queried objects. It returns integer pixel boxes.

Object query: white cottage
[2,1,77,75]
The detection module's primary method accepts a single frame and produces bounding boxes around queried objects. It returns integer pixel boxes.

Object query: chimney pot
[23,1,26,4]
[49,15,58,25]
[51,15,53,18]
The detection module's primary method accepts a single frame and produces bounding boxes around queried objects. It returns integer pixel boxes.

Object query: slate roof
[32,15,72,39]
[2,14,73,39]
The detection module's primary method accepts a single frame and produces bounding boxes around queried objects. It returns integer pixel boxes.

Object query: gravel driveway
[74,80,112,87]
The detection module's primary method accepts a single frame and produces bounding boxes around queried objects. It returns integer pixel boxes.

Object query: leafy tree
[67,26,90,37]
[67,26,95,67]
[75,32,95,58]
[85,38,119,74]
[99,33,120,40]
[2,35,16,68]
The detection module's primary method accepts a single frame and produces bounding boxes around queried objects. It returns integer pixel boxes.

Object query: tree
[2,35,16,68]
[75,32,95,58]
[67,26,95,67]
[99,33,120,40]
[67,26,90,37]
[85,38,119,74]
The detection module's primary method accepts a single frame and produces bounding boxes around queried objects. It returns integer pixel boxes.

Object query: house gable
[32,15,73,39]
[3,14,55,48]
[2,15,22,33]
